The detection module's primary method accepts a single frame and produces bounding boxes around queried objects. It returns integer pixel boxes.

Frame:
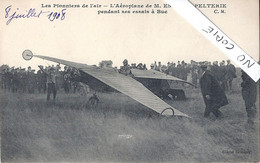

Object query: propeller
[22,49,33,61]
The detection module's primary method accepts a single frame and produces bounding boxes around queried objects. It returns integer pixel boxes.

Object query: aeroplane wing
[131,69,196,87]
[30,54,190,118]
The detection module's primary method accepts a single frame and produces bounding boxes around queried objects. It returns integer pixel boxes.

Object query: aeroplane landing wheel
[86,94,99,108]
[161,108,174,117]
[89,97,99,105]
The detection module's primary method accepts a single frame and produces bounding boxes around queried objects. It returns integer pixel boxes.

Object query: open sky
[0,0,258,69]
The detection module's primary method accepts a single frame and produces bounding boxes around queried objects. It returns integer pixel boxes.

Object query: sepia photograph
[0,0,259,162]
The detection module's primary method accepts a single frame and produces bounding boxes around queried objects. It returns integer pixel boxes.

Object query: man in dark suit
[226,60,236,91]
[241,70,257,125]
[199,65,228,118]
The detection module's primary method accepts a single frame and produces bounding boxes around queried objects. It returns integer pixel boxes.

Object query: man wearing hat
[19,68,27,93]
[225,60,236,91]
[27,68,36,93]
[12,67,20,93]
[150,63,155,70]
[219,61,228,91]
[38,65,57,101]
[119,59,131,76]
[199,64,228,118]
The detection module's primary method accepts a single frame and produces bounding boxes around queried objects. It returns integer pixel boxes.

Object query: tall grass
[1,76,259,162]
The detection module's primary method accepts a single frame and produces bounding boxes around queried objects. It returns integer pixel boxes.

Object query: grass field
[1,76,259,162]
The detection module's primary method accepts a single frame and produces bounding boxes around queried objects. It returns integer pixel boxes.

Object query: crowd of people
[0,58,257,126]
[120,59,237,90]
[0,59,240,94]
[0,64,82,100]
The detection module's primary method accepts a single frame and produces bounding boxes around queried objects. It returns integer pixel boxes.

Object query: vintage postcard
[0,0,259,162]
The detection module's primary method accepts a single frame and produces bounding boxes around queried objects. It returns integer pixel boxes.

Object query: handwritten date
[4,5,66,25]
[47,9,66,21]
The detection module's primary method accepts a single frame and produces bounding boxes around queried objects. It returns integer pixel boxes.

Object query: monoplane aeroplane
[22,50,193,118]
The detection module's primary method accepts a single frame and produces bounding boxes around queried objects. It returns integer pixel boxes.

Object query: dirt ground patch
[1,77,259,162]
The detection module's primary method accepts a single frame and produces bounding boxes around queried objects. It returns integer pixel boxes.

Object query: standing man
[156,61,162,72]
[226,60,236,91]
[191,61,199,86]
[210,61,220,80]
[219,61,228,91]
[38,65,57,101]
[27,67,35,94]
[241,70,257,125]
[199,65,228,118]
[176,61,181,78]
